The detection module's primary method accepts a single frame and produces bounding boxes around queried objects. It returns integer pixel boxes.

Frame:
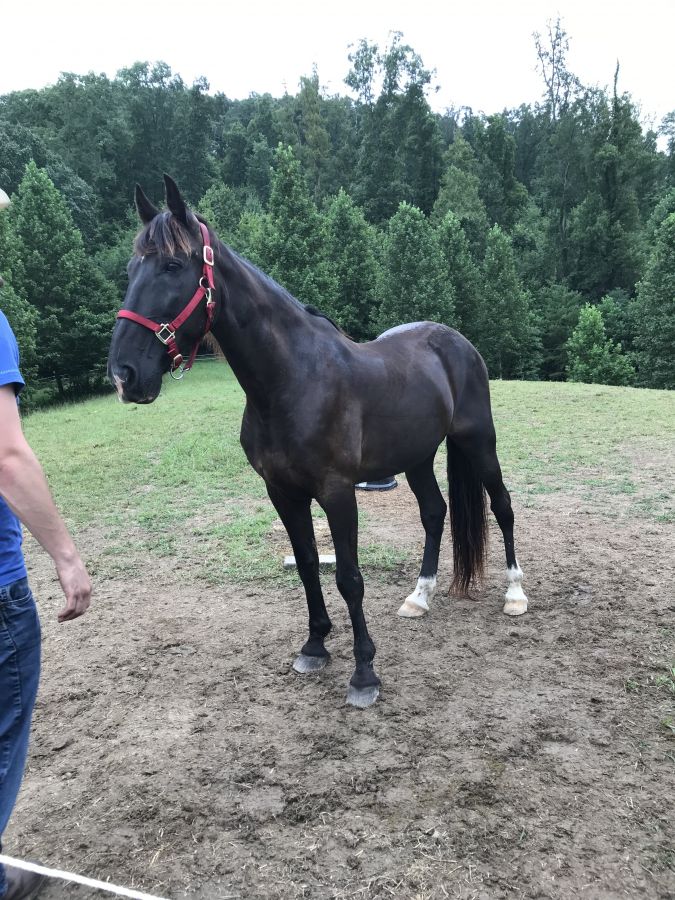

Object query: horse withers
[107,175,528,709]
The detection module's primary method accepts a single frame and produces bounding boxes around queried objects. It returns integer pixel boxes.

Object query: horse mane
[134,210,196,258]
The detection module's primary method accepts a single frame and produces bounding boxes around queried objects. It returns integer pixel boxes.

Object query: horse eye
[165,259,183,272]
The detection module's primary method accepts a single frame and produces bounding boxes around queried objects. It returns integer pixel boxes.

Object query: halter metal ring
[156,323,175,345]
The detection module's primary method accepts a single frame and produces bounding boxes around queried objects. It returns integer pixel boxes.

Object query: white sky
[0,0,673,132]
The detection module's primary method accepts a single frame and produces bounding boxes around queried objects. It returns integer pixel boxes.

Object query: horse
[107,174,529,709]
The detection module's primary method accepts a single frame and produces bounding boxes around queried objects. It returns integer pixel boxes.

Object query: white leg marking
[503,564,528,616]
[398,575,436,618]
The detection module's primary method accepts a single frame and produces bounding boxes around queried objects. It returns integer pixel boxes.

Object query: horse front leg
[318,481,380,708]
[266,483,332,672]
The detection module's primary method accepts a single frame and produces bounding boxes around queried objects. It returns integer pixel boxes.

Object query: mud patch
[4,489,674,899]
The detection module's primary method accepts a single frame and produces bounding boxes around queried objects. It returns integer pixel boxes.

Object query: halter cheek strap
[117,222,216,377]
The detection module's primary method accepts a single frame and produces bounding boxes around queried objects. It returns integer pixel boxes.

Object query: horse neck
[208,244,311,406]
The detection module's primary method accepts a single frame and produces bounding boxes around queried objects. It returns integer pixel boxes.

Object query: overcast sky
[1,0,672,131]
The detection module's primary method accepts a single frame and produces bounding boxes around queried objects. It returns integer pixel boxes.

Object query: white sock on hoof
[503,564,528,616]
[398,575,436,618]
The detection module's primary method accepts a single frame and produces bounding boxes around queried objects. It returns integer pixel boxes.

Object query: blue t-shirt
[0,310,27,586]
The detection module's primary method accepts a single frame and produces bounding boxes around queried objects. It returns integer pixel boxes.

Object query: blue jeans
[0,578,41,897]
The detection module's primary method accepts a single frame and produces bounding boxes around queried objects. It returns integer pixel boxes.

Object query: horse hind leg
[398,455,447,618]
[454,431,528,616]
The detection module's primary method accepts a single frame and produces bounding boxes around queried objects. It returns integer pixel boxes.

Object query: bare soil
[5,481,675,899]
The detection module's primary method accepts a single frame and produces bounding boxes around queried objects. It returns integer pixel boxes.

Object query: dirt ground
[5,480,675,899]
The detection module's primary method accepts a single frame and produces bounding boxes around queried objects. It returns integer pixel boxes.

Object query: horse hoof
[292,653,329,674]
[503,597,528,616]
[346,684,380,708]
[397,600,427,618]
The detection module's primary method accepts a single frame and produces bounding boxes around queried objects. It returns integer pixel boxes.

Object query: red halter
[117,222,216,378]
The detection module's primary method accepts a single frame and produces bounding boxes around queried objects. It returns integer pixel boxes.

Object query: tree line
[0,23,673,403]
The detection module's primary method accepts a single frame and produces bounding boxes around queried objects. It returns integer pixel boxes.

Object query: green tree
[93,222,136,299]
[377,202,455,333]
[597,289,637,355]
[511,200,556,290]
[533,18,581,124]
[479,225,540,379]
[349,35,443,221]
[197,182,247,246]
[466,114,529,231]
[436,211,483,342]
[432,135,489,255]
[567,81,653,298]
[566,303,635,385]
[0,120,101,246]
[4,162,117,395]
[531,283,584,380]
[295,68,332,202]
[254,145,337,309]
[634,214,675,388]
[324,189,381,339]
[246,140,274,205]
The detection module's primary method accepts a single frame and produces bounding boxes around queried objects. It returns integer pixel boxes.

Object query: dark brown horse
[108,175,528,708]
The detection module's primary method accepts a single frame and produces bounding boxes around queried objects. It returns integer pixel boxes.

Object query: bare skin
[0,385,91,621]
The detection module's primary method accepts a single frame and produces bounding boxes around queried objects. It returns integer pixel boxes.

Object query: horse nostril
[119,365,135,386]
[111,365,136,397]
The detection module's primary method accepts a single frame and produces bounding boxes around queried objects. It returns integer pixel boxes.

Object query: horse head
[107,175,217,404]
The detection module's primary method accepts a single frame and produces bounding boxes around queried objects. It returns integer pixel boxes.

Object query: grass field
[23,359,674,585]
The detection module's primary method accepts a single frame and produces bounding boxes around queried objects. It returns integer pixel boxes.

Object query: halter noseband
[117,221,216,379]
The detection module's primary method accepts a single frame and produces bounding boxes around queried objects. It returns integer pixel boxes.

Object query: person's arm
[0,385,91,621]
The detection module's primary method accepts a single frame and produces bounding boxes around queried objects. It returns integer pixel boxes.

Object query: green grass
[489,380,675,520]
[23,363,675,584]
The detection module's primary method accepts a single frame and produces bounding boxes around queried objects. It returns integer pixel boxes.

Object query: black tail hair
[447,438,488,594]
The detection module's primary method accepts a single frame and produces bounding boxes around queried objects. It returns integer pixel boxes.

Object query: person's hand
[56,555,92,622]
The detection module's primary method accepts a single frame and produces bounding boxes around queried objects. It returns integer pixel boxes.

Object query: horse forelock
[133,211,196,259]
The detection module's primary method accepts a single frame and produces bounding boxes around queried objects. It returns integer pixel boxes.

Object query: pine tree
[377,203,455,333]
[4,162,117,394]
[254,145,337,310]
[479,225,540,379]
[634,214,675,388]
[531,283,584,380]
[324,189,381,340]
[476,115,529,231]
[349,35,442,222]
[296,69,332,202]
[432,135,489,257]
[435,211,483,343]
[566,304,635,385]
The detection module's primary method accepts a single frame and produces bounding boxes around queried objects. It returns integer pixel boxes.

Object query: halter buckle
[156,323,175,345]
[203,245,214,266]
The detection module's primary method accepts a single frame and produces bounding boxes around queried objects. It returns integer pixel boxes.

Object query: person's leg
[0,578,41,897]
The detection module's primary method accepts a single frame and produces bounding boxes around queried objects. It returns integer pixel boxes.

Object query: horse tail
[446,437,488,594]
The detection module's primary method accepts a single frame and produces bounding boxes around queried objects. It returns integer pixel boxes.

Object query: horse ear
[134,184,159,224]
[163,174,190,227]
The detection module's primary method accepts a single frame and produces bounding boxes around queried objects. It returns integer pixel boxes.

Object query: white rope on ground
[0,854,170,900]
